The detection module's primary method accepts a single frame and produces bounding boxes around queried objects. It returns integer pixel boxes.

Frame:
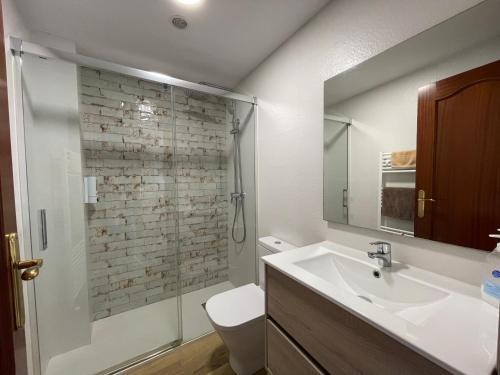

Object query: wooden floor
[125,332,266,375]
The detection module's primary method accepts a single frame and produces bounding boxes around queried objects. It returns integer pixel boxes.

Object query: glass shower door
[324,117,349,224]
[173,88,257,341]
[19,53,181,375]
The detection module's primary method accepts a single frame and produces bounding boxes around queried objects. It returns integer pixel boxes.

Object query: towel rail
[378,151,416,236]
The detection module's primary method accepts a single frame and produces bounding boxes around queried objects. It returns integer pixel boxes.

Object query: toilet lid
[205,283,264,329]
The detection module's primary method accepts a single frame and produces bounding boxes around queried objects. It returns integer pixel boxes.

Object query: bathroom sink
[262,241,498,375]
[293,252,449,313]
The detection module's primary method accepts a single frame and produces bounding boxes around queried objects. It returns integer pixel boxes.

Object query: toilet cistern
[367,241,392,268]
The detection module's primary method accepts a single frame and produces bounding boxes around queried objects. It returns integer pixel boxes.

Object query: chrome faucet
[367,241,392,268]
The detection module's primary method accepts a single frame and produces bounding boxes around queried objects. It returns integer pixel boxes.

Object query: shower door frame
[323,114,351,224]
[9,37,256,105]
[8,36,258,375]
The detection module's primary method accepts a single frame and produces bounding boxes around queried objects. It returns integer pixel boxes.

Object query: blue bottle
[482,230,500,306]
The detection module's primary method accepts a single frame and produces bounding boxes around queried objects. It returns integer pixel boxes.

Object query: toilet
[205,236,296,375]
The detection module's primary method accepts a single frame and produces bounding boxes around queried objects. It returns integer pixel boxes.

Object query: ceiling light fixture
[171,16,188,29]
[176,0,203,6]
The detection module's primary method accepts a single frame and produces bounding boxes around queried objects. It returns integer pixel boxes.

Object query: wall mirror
[323,0,500,251]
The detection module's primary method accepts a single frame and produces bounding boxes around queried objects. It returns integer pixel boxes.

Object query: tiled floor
[125,332,267,375]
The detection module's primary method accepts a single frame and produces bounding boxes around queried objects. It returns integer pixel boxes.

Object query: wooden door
[415,59,500,251]
[0,1,28,373]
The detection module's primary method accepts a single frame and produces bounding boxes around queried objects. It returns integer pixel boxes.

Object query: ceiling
[324,0,500,107]
[14,0,330,89]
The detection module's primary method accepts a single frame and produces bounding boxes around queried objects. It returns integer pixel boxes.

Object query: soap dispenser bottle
[482,230,500,306]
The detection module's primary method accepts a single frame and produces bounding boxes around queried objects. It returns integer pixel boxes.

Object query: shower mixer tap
[230,118,241,134]
[230,192,246,204]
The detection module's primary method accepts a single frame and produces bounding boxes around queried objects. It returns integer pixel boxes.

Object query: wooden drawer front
[266,266,449,375]
[267,319,323,375]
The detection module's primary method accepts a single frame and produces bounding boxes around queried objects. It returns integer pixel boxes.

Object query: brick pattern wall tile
[80,67,230,320]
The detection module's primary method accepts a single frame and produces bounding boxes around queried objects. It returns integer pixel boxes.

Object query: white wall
[1,0,30,42]
[237,0,490,286]
[329,34,500,230]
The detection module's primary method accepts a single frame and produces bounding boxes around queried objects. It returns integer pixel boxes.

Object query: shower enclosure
[323,115,349,224]
[11,39,256,375]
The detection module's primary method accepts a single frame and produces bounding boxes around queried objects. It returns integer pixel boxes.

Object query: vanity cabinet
[266,319,323,375]
[264,265,450,375]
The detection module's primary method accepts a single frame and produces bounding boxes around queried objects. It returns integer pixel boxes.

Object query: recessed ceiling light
[176,0,203,5]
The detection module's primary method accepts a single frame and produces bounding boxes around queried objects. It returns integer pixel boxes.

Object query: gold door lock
[6,233,43,329]
[417,189,436,218]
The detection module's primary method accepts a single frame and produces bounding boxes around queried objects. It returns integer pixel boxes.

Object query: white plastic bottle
[481,230,500,306]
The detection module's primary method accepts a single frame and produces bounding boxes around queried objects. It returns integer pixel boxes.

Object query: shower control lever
[230,192,246,204]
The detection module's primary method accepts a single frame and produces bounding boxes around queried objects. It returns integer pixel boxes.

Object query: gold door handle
[18,259,43,280]
[6,233,43,329]
[18,259,43,269]
[20,266,42,281]
[417,189,435,218]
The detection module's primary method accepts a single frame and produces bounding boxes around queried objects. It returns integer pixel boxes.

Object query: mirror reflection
[323,0,500,251]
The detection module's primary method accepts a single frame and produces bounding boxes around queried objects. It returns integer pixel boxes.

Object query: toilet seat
[205,283,264,331]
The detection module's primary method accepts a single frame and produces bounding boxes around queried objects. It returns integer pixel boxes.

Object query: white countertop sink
[294,250,449,315]
[263,241,498,375]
